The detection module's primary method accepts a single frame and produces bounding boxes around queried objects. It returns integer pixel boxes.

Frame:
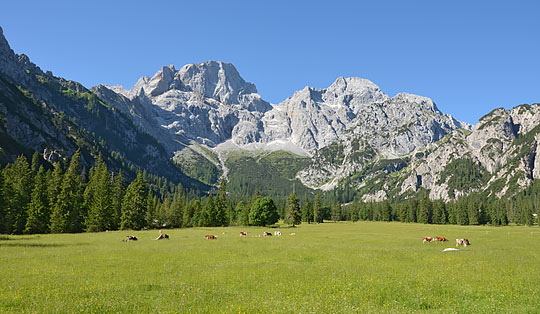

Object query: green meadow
[1,222,539,313]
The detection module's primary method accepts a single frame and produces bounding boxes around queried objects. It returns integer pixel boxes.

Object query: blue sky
[1,0,539,124]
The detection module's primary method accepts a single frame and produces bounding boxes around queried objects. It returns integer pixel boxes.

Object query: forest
[0,150,537,235]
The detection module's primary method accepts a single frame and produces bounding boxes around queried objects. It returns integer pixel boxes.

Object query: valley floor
[1,222,539,313]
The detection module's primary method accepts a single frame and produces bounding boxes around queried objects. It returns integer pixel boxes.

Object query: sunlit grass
[1,222,539,313]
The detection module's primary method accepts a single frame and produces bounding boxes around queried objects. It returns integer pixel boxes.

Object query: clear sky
[1,0,539,124]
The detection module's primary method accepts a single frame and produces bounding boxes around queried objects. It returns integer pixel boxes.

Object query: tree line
[1,151,538,235]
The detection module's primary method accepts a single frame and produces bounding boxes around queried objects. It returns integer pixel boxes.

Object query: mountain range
[1,26,538,202]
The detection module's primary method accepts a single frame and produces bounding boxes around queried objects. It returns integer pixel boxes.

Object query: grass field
[1,222,540,313]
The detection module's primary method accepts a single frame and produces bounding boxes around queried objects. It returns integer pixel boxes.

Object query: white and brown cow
[274,231,282,236]
[456,238,470,246]
[205,234,217,240]
[423,236,433,243]
[263,232,272,237]
[240,232,247,237]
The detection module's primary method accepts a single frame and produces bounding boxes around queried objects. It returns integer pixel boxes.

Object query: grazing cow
[290,233,296,236]
[205,235,217,240]
[434,236,448,242]
[123,235,138,242]
[155,229,169,240]
[274,231,282,236]
[456,238,470,246]
[263,232,272,237]
[240,232,247,237]
[423,236,433,243]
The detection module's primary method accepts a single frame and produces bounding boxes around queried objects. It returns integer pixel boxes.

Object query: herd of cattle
[423,236,470,246]
[124,231,470,247]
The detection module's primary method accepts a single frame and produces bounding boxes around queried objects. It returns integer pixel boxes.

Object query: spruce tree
[120,171,147,230]
[301,198,313,223]
[111,170,125,229]
[85,155,114,232]
[48,162,63,210]
[313,192,324,223]
[182,199,196,227]
[331,199,342,222]
[236,200,250,226]
[31,151,40,175]
[25,166,50,234]
[0,171,7,234]
[50,150,84,233]
[3,155,32,234]
[418,197,432,224]
[214,179,228,226]
[286,191,301,226]
[168,184,185,228]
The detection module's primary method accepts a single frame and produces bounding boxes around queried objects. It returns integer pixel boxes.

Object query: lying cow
[205,234,217,240]
[423,236,433,243]
[263,232,272,237]
[456,238,470,246]
[274,231,282,236]
[240,232,247,237]
[123,235,138,242]
[434,236,448,242]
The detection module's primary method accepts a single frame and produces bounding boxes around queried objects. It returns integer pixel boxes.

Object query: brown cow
[423,236,433,243]
[240,232,247,237]
[263,232,272,237]
[434,236,448,242]
[205,235,217,240]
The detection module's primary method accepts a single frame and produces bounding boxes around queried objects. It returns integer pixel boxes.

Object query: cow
[274,231,282,236]
[290,233,296,236]
[155,229,169,240]
[240,232,247,237]
[205,235,217,240]
[434,236,448,242]
[423,236,433,243]
[263,232,272,237]
[456,238,470,246]
[123,235,138,242]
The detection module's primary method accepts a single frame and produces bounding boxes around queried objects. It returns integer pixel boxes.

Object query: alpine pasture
[1,222,539,313]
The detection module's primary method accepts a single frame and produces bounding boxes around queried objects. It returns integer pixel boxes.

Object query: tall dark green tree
[168,184,185,227]
[3,155,32,234]
[0,172,6,234]
[50,150,84,233]
[120,170,147,230]
[286,191,301,226]
[25,166,50,234]
[214,179,228,226]
[301,198,314,223]
[47,162,63,211]
[84,155,114,232]
[31,151,41,175]
[111,170,125,229]
[236,200,250,226]
[418,197,432,224]
[331,199,342,222]
[313,192,324,223]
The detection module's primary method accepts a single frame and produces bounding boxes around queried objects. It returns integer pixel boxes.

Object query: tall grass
[1,222,539,313]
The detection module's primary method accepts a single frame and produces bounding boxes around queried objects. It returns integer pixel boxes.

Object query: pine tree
[120,170,147,230]
[3,155,32,234]
[25,166,50,234]
[331,199,342,222]
[301,198,314,223]
[31,151,40,175]
[182,199,196,227]
[111,170,125,229]
[84,155,114,232]
[286,191,301,226]
[145,191,158,228]
[313,192,323,223]
[236,200,250,226]
[48,162,63,210]
[168,184,185,228]
[50,150,84,233]
[418,197,432,224]
[0,171,7,234]
[214,179,228,226]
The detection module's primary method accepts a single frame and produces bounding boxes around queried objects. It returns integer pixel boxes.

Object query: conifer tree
[313,192,324,223]
[25,166,50,234]
[31,151,40,175]
[301,198,313,223]
[182,199,196,227]
[111,170,125,229]
[85,155,114,232]
[236,200,250,226]
[418,197,432,224]
[0,171,7,234]
[286,191,301,226]
[50,150,84,233]
[214,179,228,226]
[168,184,185,228]
[145,191,158,228]
[48,162,63,210]
[3,155,32,234]
[120,170,147,230]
